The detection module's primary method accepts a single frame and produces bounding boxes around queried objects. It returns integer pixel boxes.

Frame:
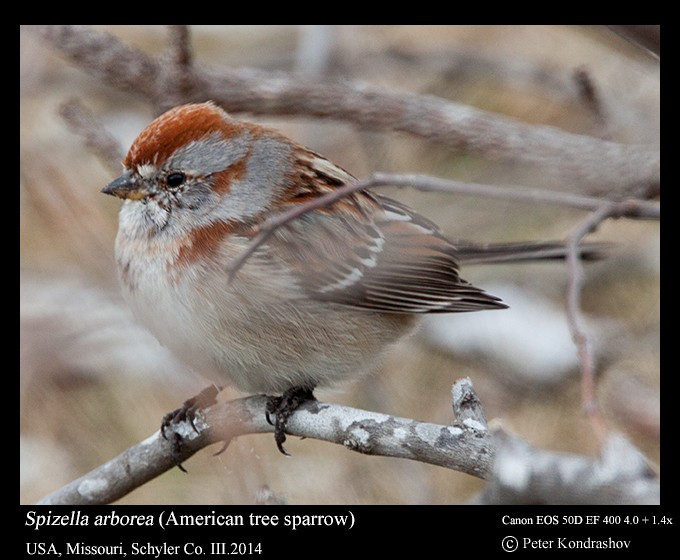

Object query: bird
[102,101,602,456]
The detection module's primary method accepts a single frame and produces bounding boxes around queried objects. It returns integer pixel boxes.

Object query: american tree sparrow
[103,102,594,455]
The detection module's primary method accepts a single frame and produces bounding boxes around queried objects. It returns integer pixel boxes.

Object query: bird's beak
[101,171,149,200]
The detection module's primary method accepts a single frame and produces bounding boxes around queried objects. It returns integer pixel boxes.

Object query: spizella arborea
[102,102,588,454]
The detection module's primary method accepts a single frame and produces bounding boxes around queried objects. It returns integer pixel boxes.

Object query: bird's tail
[455,240,609,265]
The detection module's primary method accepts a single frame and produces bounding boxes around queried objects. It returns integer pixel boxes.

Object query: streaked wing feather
[273,189,506,314]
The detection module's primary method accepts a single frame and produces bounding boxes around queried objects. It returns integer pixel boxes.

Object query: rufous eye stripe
[212,154,250,195]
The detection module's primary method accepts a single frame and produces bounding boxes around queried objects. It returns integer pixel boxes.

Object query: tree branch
[607,25,660,57]
[30,25,160,98]
[27,25,660,195]
[564,201,643,437]
[37,379,494,505]
[59,99,125,174]
[156,25,195,111]
[473,430,659,505]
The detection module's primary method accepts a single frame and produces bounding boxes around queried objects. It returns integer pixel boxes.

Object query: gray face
[165,131,250,176]
[124,129,294,236]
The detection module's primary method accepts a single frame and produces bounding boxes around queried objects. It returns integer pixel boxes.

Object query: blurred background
[20,25,659,504]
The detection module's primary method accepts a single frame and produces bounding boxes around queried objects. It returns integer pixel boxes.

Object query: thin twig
[565,201,633,438]
[156,25,195,112]
[227,172,659,282]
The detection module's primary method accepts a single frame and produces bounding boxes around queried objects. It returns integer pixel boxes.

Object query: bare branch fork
[38,378,493,505]
[564,201,645,437]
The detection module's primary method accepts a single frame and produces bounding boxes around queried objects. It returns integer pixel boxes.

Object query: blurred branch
[27,25,659,195]
[37,378,494,505]
[157,25,195,112]
[166,25,193,71]
[473,430,659,505]
[607,25,660,57]
[572,66,610,139]
[59,99,124,174]
[564,201,644,437]
[30,25,160,98]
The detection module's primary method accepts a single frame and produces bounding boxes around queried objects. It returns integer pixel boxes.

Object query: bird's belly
[119,250,415,394]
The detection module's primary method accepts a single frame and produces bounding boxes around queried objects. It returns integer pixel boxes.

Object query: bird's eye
[166,172,186,189]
